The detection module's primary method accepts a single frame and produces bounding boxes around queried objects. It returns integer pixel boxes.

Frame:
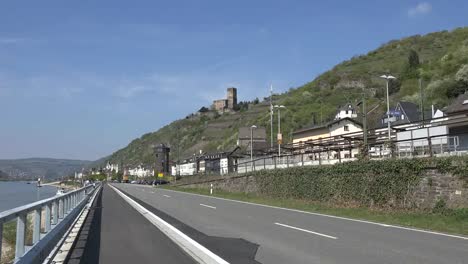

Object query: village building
[105,162,119,173]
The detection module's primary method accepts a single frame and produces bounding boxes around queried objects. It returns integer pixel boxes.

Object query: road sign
[277,133,282,144]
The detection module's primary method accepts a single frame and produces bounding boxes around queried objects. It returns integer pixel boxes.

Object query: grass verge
[162,186,468,236]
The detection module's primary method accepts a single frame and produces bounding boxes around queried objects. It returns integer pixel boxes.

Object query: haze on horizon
[1,0,467,161]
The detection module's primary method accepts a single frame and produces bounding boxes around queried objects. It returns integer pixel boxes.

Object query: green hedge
[249,157,468,208]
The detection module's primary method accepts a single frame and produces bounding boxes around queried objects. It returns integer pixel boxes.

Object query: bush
[251,159,426,208]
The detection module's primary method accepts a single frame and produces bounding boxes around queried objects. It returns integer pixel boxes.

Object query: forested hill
[0,158,91,181]
[106,27,468,166]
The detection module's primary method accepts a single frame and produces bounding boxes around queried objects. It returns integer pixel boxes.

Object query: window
[344,125,349,131]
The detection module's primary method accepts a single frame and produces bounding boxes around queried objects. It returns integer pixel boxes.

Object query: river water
[0,181,58,212]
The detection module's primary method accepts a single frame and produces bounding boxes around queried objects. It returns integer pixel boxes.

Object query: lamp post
[250,125,257,171]
[379,74,396,141]
[274,105,286,156]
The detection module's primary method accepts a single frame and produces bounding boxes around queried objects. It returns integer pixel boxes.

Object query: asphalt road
[113,183,468,264]
[79,185,195,264]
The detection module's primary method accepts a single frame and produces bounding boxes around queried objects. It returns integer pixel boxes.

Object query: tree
[388,78,401,95]
[408,49,420,69]
[401,50,421,79]
[253,98,259,104]
[455,64,468,84]
[198,106,209,113]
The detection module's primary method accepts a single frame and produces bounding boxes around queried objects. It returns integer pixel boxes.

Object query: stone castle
[212,87,238,112]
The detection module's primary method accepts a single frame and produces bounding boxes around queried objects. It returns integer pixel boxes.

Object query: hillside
[107,27,468,166]
[0,158,92,181]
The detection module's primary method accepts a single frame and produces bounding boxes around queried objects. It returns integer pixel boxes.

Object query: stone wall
[177,170,468,209]
[178,174,259,194]
[411,170,468,208]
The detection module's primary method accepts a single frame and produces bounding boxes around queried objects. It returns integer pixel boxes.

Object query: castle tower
[227,87,237,110]
[154,143,170,174]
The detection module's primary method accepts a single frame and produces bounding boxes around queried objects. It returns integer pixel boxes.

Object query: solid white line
[275,223,337,240]
[200,204,216,209]
[163,194,171,198]
[160,189,468,241]
[108,184,229,264]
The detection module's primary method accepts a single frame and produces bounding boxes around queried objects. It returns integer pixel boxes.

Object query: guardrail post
[59,199,64,219]
[15,214,27,260]
[0,222,3,261]
[45,203,51,232]
[53,201,58,224]
[67,195,71,212]
[33,208,41,244]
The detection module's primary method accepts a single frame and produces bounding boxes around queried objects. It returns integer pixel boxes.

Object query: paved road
[113,183,468,264]
[79,185,195,264]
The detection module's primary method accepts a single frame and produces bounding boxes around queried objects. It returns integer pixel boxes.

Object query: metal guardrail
[0,183,98,264]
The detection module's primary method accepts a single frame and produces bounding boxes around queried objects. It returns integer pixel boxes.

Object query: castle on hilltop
[212,87,237,112]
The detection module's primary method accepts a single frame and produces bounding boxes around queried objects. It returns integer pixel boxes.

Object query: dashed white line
[161,188,468,241]
[275,223,338,239]
[163,194,171,198]
[200,204,216,209]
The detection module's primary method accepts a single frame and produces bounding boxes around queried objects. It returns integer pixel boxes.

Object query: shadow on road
[119,188,261,264]
[77,188,103,263]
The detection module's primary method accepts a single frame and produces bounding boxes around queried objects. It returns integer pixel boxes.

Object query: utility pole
[270,84,274,150]
[176,125,180,183]
[380,74,396,141]
[419,78,425,124]
[250,125,257,171]
[362,94,367,147]
[274,105,286,156]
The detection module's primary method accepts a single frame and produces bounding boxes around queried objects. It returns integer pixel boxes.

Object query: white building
[128,165,153,178]
[105,162,119,173]
[74,172,84,179]
[334,103,358,120]
[178,163,197,176]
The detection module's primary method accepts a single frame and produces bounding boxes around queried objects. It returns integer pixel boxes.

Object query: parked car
[152,179,169,185]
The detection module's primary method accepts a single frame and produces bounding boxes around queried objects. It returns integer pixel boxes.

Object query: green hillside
[107,27,468,166]
[0,158,92,181]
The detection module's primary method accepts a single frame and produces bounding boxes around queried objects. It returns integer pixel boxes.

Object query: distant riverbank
[0,181,57,212]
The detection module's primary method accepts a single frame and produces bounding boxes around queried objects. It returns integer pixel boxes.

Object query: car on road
[152,180,169,185]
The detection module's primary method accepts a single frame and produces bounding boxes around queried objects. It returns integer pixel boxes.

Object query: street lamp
[250,125,257,171]
[379,74,396,141]
[274,105,286,156]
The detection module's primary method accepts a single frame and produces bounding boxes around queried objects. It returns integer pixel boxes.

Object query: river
[0,181,58,212]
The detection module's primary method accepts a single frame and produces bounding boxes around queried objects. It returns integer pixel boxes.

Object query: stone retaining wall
[177,170,468,209]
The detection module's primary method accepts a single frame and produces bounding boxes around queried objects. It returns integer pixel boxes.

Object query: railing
[233,133,467,174]
[0,183,98,264]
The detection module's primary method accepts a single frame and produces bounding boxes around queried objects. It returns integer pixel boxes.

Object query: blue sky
[0,0,467,160]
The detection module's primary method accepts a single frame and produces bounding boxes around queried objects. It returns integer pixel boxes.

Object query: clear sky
[1,0,467,160]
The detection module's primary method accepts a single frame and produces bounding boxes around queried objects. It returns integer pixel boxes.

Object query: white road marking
[163,194,171,198]
[160,189,468,241]
[108,184,230,264]
[200,204,216,209]
[275,223,338,239]
[151,191,155,194]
